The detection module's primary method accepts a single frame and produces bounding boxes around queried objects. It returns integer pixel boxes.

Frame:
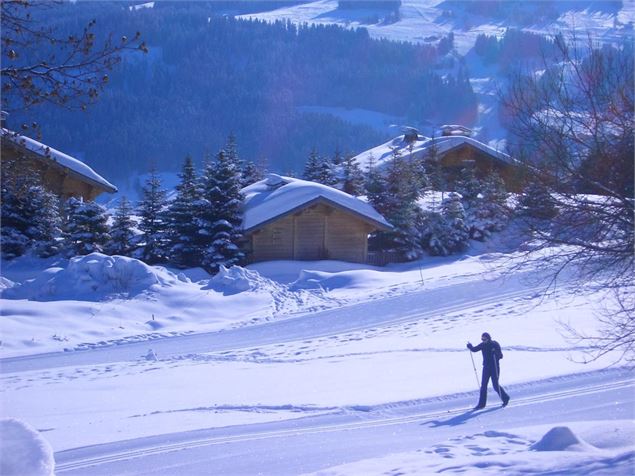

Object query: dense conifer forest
[10,1,477,182]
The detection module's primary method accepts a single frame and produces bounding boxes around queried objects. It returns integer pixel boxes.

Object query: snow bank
[2,253,183,301]
[530,426,596,452]
[206,265,287,296]
[0,418,55,476]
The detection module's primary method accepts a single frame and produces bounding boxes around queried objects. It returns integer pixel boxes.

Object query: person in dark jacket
[467,332,510,409]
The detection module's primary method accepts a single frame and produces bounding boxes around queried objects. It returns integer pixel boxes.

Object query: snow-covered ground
[1,226,634,474]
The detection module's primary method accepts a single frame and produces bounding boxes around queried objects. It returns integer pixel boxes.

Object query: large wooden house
[1,127,117,201]
[353,125,526,192]
[241,175,392,263]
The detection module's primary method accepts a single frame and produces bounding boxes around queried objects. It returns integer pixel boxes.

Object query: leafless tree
[501,34,634,362]
[1,0,147,114]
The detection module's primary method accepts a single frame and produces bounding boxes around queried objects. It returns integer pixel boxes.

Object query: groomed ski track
[55,369,634,475]
[1,273,537,373]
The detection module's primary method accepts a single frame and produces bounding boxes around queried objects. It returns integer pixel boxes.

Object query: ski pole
[469,349,479,388]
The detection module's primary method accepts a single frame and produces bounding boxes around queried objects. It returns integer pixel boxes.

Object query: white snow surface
[1,229,633,473]
[351,132,515,171]
[241,174,392,231]
[0,128,117,193]
[0,418,55,476]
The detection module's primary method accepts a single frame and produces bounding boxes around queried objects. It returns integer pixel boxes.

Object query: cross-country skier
[467,332,510,409]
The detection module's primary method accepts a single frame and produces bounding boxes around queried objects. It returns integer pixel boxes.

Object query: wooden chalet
[353,125,526,192]
[1,126,117,201]
[241,175,392,264]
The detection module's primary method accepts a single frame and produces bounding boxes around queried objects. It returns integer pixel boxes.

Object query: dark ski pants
[478,365,509,406]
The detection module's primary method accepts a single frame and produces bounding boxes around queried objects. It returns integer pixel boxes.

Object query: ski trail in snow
[54,377,633,473]
[0,279,540,373]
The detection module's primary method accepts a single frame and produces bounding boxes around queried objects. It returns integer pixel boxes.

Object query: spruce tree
[517,182,558,219]
[1,161,62,259]
[368,148,423,260]
[33,188,63,258]
[64,197,111,256]
[138,168,168,264]
[166,156,202,268]
[107,196,137,256]
[303,148,323,182]
[1,174,36,259]
[199,149,245,274]
[340,154,365,196]
[241,160,264,187]
[469,173,510,241]
[439,192,470,253]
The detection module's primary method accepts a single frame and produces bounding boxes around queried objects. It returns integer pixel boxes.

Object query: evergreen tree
[340,154,365,196]
[138,168,169,264]
[517,182,558,219]
[199,149,245,274]
[468,173,510,241]
[240,160,264,187]
[64,197,111,256]
[303,148,337,186]
[368,148,422,260]
[166,156,203,268]
[303,148,323,182]
[32,189,63,258]
[107,196,137,256]
[455,165,481,204]
[418,209,449,256]
[439,192,470,253]
[1,159,35,259]
[1,162,62,259]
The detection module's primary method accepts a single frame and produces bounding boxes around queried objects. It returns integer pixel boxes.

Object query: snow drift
[2,253,184,301]
[0,418,55,476]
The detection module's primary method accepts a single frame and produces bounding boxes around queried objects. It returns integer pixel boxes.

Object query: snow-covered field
[1,231,633,474]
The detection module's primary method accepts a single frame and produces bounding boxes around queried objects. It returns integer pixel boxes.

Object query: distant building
[352,125,526,192]
[241,174,392,263]
[1,126,117,201]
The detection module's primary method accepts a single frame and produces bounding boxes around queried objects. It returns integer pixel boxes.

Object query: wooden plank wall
[250,202,373,263]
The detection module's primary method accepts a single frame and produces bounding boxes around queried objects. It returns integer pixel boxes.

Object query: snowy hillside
[1,220,634,474]
[239,0,634,54]
[239,0,635,146]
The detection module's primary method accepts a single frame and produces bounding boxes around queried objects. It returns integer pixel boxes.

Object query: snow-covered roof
[352,132,518,172]
[241,174,392,233]
[1,128,117,193]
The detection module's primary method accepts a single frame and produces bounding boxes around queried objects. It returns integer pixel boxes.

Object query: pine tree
[517,182,557,219]
[303,148,337,186]
[455,165,481,204]
[240,160,264,187]
[340,154,365,196]
[138,168,168,264]
[439,192,470,253]
[468,173,510,241]
[32,188,63,258]
[107,196,137,256]
[1,161,62,259]
[166,156,203,268]
[199,149,245,274]
[368,148,423,260]
[1,184,40,259]
[303,148,323,182]
[64,197,111,256]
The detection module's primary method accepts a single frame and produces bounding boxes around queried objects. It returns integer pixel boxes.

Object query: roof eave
[2,137,118,194]
[243,195,393,234]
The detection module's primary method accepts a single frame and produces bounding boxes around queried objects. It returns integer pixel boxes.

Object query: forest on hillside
[9,1,477,181]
